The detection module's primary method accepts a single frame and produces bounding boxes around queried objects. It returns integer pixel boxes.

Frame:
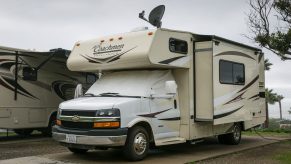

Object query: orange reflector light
[148,32,153,35]
[76,43,80,46]
[100,40,105,43]
[93,122,120,128]
[118,37,123,40]
[56,120,61,126]
[109,38,114,41]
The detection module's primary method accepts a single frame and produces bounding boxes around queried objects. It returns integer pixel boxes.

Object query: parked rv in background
[0,45,97,136]
[53,5,266,161]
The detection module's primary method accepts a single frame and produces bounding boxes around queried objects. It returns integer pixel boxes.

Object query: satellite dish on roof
[139,5,165,28]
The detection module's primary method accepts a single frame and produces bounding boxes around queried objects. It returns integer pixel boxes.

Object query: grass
[242,130,291,138]
[273,141,291,164]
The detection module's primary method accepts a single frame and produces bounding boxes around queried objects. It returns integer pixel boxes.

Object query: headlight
[96,109,120,117]
[57,108,62,119]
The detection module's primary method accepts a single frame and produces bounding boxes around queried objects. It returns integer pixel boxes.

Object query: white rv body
[53,28,265,159]
[0,46,94,135]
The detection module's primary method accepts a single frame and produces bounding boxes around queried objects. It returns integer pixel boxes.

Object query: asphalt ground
[0,136,288,164]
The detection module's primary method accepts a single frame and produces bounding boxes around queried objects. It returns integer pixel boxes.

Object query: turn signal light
[56,119,62,126]
[93,122,120,128]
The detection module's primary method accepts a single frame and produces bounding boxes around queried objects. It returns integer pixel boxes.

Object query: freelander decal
[81,44,137,64]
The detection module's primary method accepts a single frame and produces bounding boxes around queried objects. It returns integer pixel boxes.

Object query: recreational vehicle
[0,46,96,136]
[53,6,266,161]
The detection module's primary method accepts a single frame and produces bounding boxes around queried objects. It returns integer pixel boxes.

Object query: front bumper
[52,126,127,147]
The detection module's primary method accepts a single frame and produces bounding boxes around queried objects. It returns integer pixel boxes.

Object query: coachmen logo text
[93,44,124,55]
[80,44,137,64]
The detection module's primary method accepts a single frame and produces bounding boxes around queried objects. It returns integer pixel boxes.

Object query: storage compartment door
[195,41,213,121]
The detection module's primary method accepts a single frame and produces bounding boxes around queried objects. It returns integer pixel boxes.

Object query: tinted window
[233,64,245,84]
[169,38,188,54]
[219,61,233,84]
[219,60,245,85]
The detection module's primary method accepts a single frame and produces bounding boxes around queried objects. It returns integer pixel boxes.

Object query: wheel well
[237,122,245,131]
[49,111,57,124]
[130,122,154,143]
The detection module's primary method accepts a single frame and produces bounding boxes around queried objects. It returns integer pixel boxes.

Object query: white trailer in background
[53,5,266,161]
[0,46,96,136]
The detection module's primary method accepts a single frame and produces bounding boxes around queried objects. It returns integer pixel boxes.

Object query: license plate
[66,134,77,143]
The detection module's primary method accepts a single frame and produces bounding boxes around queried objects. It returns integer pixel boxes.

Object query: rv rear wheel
[68,147,88,154]
[218,124,241,145]
[123,126,149,161]
[14,129,33,136]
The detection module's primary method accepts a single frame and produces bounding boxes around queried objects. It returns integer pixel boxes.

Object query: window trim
[219,59,245,85]
[168,38,188,54]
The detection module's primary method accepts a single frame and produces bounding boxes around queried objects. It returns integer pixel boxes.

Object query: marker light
[93,122,120,128]
[118,37,123,40]
[56,119,62,126]
[148,32,153,35]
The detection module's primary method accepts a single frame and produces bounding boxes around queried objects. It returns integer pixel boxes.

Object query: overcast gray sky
[0,0,290,119]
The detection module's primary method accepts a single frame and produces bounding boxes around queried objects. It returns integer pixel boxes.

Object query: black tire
[218,124,241,145]
[123,126,149,161]
[14,129,33,136]
[217,134,226,144]
[41,114,56,136]
[68,147,88,154]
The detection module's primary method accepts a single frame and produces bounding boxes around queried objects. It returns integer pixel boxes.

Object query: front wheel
[68,147,88,154]
[123,126,149,161]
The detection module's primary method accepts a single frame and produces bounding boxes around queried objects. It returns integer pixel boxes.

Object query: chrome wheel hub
[234,126,241,141]
[133,133,147,155]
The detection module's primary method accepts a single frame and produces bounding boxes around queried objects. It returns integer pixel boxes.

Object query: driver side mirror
[74,84,83,98]
[165,81,177,95]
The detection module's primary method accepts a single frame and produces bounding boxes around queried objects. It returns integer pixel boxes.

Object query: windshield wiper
[99,92,119,96]
[83,93,97,97]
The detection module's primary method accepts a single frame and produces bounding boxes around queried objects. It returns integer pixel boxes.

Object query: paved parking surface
[0,136,288,164]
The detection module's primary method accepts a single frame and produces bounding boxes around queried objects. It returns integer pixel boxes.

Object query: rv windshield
[85,70,173,97]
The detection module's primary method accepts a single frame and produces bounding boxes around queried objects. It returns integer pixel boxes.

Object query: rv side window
[219,60,245,85]
[169,38,188,54]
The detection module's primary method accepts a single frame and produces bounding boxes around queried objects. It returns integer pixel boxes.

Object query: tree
[276,95,284,119]
[265,88,278,127]
[247,0,291,60]
[264,58,273,70]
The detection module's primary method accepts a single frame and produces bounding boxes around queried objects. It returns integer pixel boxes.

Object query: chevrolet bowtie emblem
[72,115,80,122]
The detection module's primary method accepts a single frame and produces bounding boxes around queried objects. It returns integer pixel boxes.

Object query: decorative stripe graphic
[0,59,38,99]
[248,94,259,100]
[238,75,259,93]
[51,81,77,100]
[158,117,180,121]
[214,106,244,119]
[215,51,255,60]
[81,46,137,64]
[224,91,246,105]
[138,108,172,118]
[158,56,186,64]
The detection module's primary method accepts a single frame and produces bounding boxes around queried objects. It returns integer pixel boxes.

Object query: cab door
[149,86,180,140]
